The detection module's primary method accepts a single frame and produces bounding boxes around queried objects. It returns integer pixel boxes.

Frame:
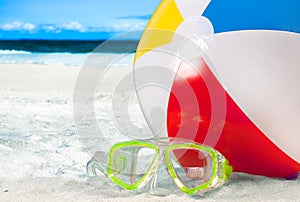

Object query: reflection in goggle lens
[169,148,212,189]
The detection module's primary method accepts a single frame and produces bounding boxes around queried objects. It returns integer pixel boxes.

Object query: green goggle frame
[87,138,232,195]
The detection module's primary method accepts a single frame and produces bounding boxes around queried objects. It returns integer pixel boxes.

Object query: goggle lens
[109,145,157,187]
[167,147,213,190]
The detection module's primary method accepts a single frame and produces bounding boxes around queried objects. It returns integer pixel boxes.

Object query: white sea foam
[0,49,32,55]
[0,50,135,67]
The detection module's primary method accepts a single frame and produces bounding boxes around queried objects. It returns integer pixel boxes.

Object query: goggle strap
[211,153,232,189]
[86,151,109,176]
[223,159,233,181]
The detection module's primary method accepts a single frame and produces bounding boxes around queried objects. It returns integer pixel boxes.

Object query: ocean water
[0,40,137,66]
[0,50,135,67]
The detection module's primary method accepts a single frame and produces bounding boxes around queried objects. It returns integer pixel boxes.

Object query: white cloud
[1,21,36,31]
[61,21,84,32]
[1,21,21,30]
[109,22,147,32]
[0,19,147,34]
[108,18,149,32]
[0,21,85,33]
[23,23,35,31]
[41,24,56,32]
[88,20,147,33]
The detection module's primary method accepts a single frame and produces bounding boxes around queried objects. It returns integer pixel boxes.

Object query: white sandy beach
[0,63,299,201]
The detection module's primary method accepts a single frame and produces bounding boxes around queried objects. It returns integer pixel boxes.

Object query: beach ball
[134,0,300,179]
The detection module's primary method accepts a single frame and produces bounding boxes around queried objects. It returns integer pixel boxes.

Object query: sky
[1,0,299,40]
[0,0,161,40]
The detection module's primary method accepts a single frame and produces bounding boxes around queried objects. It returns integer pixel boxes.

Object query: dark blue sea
[0,39,139,53]
[0,40,138,66]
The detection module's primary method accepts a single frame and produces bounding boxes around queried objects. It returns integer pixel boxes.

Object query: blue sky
[0,0,161,39]
[1,0,299,40]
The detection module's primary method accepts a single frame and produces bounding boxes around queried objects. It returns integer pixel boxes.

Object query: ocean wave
[0,52,135,67]
[0,49,32,55]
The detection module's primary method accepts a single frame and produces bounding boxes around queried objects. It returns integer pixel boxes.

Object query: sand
[1,174,299,202]
[0,64,299,201]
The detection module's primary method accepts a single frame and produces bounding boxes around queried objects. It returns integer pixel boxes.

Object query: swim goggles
[87,138,232,195]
